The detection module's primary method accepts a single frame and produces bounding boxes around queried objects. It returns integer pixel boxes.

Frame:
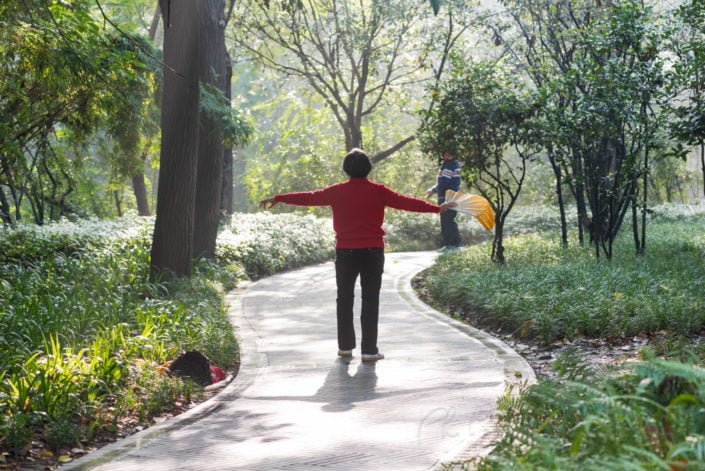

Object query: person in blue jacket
[425,150,462,251]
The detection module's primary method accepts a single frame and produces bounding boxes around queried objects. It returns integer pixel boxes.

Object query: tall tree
[419,61,538,263]
[232,0,473,162]
[150,0,201,277]
[668,0,705,199]
[192,0,227,259]
[493,0,666,258]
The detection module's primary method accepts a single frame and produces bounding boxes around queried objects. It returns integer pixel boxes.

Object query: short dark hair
[342,148,372,178]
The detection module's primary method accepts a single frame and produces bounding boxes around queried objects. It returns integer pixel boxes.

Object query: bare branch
[370,135,416,163]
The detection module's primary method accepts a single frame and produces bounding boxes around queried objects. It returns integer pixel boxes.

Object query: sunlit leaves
[199,82,254,148]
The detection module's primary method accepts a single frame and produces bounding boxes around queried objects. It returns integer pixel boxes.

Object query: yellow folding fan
[444,190,496,230]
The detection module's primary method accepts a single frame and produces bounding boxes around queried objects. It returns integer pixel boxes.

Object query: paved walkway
[65,252,533,471]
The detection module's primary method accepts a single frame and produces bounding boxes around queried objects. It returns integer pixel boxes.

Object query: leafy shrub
[468,355,705,470]
[0,216,151,265]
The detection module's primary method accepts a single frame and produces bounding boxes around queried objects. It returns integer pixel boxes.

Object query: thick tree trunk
[151,0,201,278]
[221,52,234,215]
[131,170,151,216]
[149,3,161,40]
[192,0,227,260]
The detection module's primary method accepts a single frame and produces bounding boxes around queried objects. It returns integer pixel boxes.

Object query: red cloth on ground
[275,178,439,248]
[210,365,227,384]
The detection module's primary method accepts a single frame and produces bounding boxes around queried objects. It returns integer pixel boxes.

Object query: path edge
[393,254,536,469]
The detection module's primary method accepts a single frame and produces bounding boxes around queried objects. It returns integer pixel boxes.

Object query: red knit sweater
[275,178,440,248]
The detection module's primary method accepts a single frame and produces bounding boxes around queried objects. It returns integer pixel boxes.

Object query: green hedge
[217,212,335,278]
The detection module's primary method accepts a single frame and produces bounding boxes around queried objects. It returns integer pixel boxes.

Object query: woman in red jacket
[260,149,454,362]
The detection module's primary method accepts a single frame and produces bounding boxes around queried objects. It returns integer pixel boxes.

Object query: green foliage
[217,212,335,278]
[424,205,705,344]
[418,58,539,262]
[199,82,254,148]
[239,84,351,212]
[469,354,705,470]
[667,0,705,147]
[491,0,671,258]
[419,59,535,169]
[0,1,158,224]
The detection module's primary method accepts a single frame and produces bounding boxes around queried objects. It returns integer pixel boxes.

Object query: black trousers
[335,248,385,355]
[440,209,461,247]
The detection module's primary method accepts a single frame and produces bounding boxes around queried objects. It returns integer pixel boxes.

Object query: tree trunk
[348,120,362,151]
[631,194,640,252]
[192,0,227,260]
[639,144,649,256]
[701,141,705,198]
[131,170,151,216]
[151,0,201,278]
[573,155,588,247]
[547,146,567,248]
[492,217,505,264]
[0,186,12,225]
[149,3,161,40]
[114,190,123,217]
[221,52,234,215]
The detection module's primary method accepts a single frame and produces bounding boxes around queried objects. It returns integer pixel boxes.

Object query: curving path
[65,252,533,471]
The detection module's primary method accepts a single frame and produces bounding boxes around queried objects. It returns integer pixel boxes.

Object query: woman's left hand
[439,202,457,213]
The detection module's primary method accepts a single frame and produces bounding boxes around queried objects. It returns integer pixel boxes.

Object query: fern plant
[470,352,705,470]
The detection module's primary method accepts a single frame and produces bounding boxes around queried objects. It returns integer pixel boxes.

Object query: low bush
[466,353,705,470]
[218,212,335,278]
[424,213,705,344]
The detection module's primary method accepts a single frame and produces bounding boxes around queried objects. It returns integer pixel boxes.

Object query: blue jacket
[432,159,462,203]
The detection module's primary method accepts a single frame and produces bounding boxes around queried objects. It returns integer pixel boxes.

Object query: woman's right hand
[259,197,278,209]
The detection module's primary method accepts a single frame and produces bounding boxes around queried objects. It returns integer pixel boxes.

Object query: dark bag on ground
[168,350,212,386]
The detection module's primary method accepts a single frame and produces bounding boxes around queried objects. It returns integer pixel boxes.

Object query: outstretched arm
[382,187,455,213]
[260,187,334,210]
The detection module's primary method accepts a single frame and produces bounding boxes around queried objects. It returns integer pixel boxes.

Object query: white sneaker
[338,349,353,357]
[361,353,384,362]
